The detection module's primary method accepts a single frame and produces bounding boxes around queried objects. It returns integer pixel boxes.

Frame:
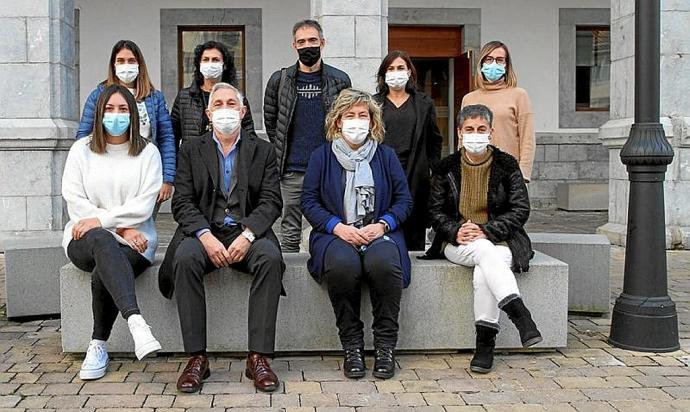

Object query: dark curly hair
[193,40,238,87]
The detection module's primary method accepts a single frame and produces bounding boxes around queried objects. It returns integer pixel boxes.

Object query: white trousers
[444,238,520,325]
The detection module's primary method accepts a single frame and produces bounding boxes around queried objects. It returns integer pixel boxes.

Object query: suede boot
[470,324,498,373]
[501,297,543,347]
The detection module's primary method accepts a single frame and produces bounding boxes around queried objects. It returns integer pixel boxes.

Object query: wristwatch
[241,229,256,243]
[378,219,391,233]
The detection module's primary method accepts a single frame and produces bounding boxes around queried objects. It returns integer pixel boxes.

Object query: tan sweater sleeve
[460,93,469,109]
[515,89,535,181]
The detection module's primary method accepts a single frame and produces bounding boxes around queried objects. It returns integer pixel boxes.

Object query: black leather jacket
[423,147,534,273]
[263,62,351,174]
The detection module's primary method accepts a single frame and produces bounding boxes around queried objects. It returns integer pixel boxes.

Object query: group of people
[61,19,539,393]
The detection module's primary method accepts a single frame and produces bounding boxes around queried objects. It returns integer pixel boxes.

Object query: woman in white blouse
[62,84,163,380]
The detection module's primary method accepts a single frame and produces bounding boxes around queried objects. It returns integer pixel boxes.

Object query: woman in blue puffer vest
[76,40,176,211]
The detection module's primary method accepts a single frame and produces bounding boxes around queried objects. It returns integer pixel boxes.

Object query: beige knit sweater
[459,148,493,225]
[461,81,535,181]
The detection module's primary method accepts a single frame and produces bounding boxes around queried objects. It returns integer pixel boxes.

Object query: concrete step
[60,252,568,354]
[530,233,610,314]
[557,183,608,211]
[2,231,67,318]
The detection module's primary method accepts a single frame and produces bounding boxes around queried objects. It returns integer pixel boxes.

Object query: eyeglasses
[483,56,507,65]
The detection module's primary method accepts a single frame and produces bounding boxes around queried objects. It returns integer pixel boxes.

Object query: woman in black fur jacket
[423,104,541,374]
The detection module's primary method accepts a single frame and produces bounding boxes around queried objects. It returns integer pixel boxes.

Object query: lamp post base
[609,293,680,352]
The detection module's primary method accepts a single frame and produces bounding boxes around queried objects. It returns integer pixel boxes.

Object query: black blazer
[422,147,534,273]
[158,130,283,298]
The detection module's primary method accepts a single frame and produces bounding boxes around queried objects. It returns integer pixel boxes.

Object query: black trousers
[403,196,429,251]
[67,228,150,341]
[172,225,285,354]
[323,237,403,350]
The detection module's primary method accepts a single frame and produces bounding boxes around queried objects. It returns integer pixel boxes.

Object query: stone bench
[1,231,68,318]
[530,233,610,314]
[60,252,568,354]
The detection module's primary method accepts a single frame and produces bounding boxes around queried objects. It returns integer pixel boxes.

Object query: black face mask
[297,46,321,67]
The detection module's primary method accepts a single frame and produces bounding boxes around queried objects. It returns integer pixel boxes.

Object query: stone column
[311,0,388,92]
[598,0,690,249]
[0,0,77,235]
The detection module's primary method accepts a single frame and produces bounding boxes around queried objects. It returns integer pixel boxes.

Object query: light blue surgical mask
[102,113,131,136]
[481,62,506,83]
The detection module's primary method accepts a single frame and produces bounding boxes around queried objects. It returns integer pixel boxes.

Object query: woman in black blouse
[374,51,444,251]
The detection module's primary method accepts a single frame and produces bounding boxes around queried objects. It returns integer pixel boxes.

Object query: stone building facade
[0,0,687,248]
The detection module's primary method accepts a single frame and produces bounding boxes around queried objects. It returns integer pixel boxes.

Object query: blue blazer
[301,142,414,287]
[76,84,177,184]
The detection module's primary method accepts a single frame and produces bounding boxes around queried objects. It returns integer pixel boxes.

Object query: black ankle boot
[470,324,498,374]
[501,297,543,347]
[372,347,395,379]
[343,348,366,379]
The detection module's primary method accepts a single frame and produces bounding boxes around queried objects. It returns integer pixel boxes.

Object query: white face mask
[341,119,370,145]
[462,133,490,154]
[200,62,224,80]
[212,108,241,135]
[385,70,409,90]
[115,64,139,84]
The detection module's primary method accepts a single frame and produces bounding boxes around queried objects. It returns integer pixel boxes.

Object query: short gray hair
[207,82,244,110]
[292,19,323,39]
[457,104,493,127]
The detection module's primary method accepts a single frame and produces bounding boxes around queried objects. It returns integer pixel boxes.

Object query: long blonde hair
[474,41,518,90]
[325,89,385,143]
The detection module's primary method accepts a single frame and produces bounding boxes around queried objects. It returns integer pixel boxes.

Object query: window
[575,26,610,111]
[177,26,245,91]
[558,8,610,128]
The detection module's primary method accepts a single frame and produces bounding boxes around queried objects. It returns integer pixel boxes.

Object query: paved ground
[0,211,688,411]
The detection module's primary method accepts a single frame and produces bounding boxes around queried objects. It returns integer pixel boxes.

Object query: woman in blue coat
[76,40,176,210]
[301,89,413,380]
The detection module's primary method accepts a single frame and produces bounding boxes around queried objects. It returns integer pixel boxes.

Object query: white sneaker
[80,340,109,380]
[127,314,162,360]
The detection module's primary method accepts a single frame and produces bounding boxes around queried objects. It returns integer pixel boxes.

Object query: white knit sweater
[62,138,163,262]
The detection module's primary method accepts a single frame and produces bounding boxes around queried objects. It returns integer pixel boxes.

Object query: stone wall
[311,0,388,92]
[598,0,690,249]
[529,132,609,209]
[0,0,77,234]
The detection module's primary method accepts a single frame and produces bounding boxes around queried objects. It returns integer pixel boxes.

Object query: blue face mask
[102,113,131,136]
[481,62,506,83]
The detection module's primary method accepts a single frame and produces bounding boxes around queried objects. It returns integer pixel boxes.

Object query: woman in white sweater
[62,84,163,380]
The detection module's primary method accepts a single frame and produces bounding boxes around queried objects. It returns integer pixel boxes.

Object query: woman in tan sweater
[461,41,535,181]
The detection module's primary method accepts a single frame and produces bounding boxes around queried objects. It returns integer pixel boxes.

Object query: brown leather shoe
[245,352,279,392]
[177,354,210,393]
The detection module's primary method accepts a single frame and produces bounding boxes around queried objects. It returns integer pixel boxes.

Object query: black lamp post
[608,0,679,352]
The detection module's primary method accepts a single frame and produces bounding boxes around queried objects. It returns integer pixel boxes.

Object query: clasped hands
[199,231,251,268]
[333,222,386,247]
[456,220,486,245]
[72,217,150,254]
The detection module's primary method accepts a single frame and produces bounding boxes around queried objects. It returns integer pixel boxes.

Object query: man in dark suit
[159,83,284,393]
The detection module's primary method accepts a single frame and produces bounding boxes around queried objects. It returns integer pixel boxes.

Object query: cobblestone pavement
[0,212,689,411]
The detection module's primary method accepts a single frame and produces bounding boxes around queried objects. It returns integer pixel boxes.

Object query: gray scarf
[331,138,377,225]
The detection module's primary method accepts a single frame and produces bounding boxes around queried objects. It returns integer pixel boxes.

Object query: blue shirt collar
[212,131,241,158]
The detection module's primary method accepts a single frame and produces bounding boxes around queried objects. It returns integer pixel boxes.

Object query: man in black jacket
[159,83,284,393]
[263,19,351,253]
[425,104,541,375]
